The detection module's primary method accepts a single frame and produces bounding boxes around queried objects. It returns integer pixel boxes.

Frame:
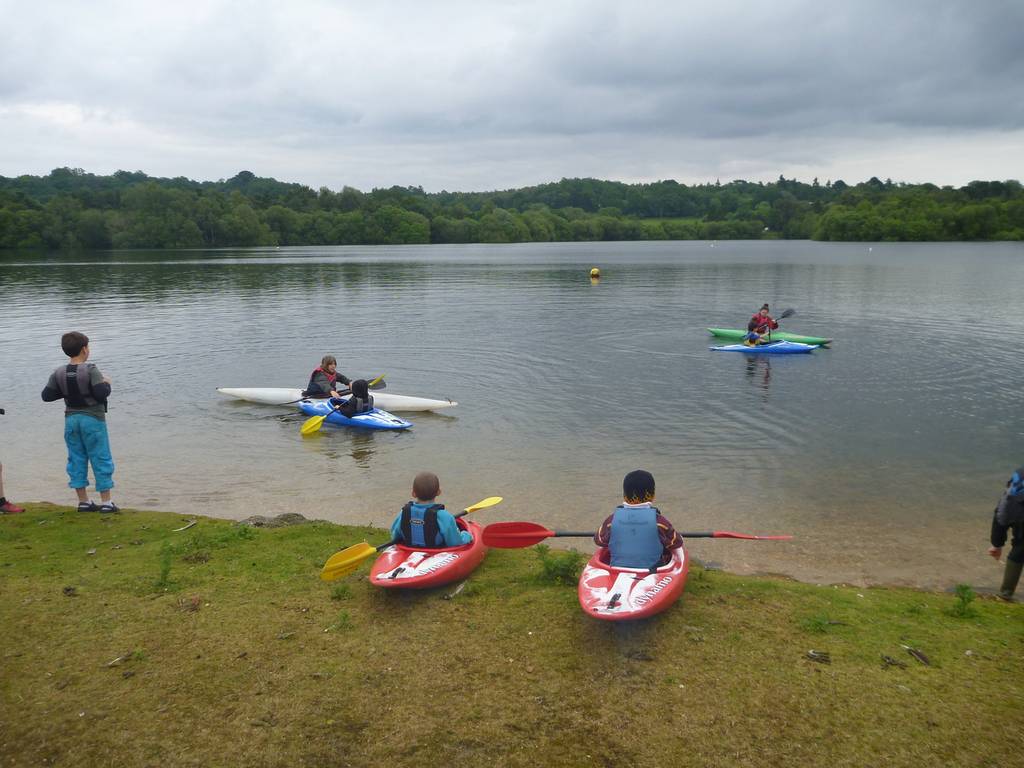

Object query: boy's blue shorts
[64,413,115,492]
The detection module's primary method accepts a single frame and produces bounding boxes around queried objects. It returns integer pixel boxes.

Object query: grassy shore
[2,504,1022,768]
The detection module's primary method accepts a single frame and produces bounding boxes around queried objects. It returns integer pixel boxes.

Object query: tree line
[1,168,1022,250]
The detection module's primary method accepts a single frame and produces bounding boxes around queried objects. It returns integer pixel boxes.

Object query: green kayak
[707,328,833,346]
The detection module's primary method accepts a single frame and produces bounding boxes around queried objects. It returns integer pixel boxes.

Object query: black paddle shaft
[551,530,761,539]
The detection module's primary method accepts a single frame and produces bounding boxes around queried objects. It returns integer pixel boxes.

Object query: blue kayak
[298,398,412,430]
[710,340,816,355]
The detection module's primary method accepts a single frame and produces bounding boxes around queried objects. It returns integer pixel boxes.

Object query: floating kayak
[708,328,832,346]
[369,520,486,589]
[711,340,816,354]
[578,547,688,621]
[297,398,412,430]
[217,387,457,412]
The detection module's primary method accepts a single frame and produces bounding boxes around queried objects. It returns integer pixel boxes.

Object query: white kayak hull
[217,387,457,412]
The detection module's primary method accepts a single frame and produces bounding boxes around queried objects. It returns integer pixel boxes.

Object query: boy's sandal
[99,503,120,514]
[77,501,100,512]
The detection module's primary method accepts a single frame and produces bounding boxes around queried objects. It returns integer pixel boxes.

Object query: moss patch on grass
[2,504,1022,767]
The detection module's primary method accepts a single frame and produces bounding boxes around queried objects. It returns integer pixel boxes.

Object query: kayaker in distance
[333,379,373,418]
[390,472,474,548]
[750,303,779,336]
[743,320,768,347]
[594,470,683,568]
[302,355,352,399]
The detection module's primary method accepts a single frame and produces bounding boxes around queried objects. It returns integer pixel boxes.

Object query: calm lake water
[2,240,1022,589]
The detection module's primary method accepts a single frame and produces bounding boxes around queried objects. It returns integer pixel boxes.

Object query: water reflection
[744,356,772,396]
[296,422,386,469]
[348,431,378,469]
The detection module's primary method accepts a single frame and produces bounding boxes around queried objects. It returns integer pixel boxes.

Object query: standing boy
[988,465,1024,601]
[41,332,118,512]
[0,407,25,514]
[0,463,25,514]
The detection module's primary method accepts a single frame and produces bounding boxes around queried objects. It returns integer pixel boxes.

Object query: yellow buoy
[589,267,600,278]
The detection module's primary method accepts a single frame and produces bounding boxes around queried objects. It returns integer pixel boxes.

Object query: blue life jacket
[1010,467,1024,497]
[608,504,664,569]
[400,502,445,548]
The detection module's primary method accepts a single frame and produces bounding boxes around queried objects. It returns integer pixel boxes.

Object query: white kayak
[217,387,457,412]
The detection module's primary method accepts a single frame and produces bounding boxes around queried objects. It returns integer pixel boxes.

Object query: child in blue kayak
[333,379,373,418]
[390,472,474,548]
[743,319,771,346]
[594,470,682,568]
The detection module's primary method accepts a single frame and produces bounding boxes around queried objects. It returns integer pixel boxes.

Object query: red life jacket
[312,366,337,385]
[750,313,778,333]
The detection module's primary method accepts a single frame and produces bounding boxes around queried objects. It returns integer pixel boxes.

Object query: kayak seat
[595,546,673,572]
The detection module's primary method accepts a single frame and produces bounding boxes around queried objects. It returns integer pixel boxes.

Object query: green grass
[2,504,1022,767]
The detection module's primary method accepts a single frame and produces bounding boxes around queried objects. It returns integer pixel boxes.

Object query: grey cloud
[0,0,1022,189]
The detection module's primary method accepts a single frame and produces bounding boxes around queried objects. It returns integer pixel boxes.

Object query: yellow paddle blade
[464,496,503,513]
[300,414,328,436]
[368,373,385,387]
[320,541,377,581]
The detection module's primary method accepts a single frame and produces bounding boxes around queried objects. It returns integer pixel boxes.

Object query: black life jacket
[400,502,445,548]
[54,364,105,411]
[996,465,1024,527]
[303,367,335,398]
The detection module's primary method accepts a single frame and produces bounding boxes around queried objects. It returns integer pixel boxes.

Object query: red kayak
[369,519,487,589]
[578,546,689,620]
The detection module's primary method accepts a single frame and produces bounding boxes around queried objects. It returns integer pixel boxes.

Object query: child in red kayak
[749,303,779,335]
[594,470,682,568]
[390,472,473,548]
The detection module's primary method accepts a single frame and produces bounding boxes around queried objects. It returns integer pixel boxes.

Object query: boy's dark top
[41,364,111,421]
[303,367,351,398]
[991,465,1024,555]
[334,380,373,418]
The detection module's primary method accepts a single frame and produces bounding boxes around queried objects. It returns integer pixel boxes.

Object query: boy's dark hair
[351,379,368,398]
[61,331,89,357]
[623,470,655,503]
[413,471,441,501]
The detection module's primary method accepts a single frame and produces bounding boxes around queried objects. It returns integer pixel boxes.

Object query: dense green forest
[1,168,1023,249]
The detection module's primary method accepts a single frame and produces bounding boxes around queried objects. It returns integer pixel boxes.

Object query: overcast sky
[1,0,1022,192]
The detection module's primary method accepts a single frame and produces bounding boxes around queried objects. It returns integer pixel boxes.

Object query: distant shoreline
[3,168,1023,250]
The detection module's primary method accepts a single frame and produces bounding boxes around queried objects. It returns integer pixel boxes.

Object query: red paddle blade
[711,531,793,541]
[482,521,556,548]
